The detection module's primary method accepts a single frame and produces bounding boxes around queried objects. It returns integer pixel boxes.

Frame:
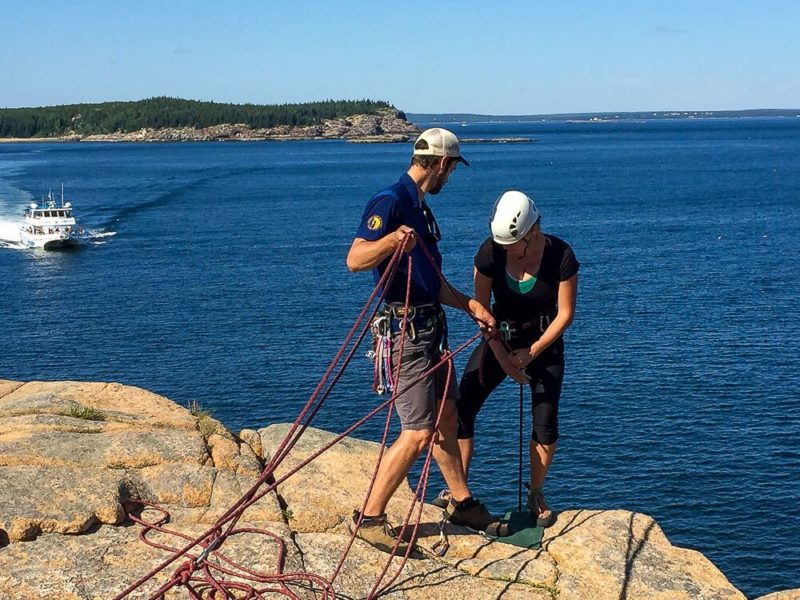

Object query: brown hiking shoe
[528,487,556,528]
[446,497,507,534]
[349,511,412,555]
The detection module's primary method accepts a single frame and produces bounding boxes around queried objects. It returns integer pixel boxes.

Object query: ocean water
[1,118,798,598]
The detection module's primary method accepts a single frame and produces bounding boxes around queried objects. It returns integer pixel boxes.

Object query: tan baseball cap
[412,128,469,166]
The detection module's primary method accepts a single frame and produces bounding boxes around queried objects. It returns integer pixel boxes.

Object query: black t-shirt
[474,234,580,325]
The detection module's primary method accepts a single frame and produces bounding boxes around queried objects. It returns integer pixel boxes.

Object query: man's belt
[381,302,443,341]
[386,302,440,320]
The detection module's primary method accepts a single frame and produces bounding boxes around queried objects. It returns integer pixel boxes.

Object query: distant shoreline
[2,113,798,144]
[0,137,64,143]
[0,114,419,144]
[0,136,540,144]
[0,136,413,144]
[409,109,800,124]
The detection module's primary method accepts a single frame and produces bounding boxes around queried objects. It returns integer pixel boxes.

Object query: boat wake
[98,165,264,229]
[0,219,23,248]
[85,230,117,245]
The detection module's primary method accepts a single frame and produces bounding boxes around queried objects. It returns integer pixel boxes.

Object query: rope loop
[115,232,486,600]
[174,560,195,585]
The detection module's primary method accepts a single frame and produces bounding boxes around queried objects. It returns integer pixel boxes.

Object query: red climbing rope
[116,231,490,599]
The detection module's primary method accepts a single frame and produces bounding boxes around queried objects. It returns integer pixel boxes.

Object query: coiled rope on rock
[115,231,495,599]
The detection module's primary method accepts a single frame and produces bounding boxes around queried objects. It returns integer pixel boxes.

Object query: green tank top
[506,270,537,294]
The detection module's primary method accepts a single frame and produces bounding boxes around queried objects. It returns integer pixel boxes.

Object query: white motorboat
[20,187,82,249]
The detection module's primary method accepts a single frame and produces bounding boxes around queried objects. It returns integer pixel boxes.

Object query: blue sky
[1,0,798,114]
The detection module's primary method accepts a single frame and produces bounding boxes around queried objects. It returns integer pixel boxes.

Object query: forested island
[0,97,418,142]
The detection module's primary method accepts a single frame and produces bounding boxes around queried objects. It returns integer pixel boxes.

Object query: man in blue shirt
[346,128,502,553]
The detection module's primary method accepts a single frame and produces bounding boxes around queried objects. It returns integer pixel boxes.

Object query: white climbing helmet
[489,190,541,245]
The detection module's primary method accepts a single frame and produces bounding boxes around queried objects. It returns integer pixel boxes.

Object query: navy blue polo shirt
[355,173,443,304]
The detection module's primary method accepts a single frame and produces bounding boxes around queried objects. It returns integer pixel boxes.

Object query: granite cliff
[33,109,418,143]
[0,379,795,599]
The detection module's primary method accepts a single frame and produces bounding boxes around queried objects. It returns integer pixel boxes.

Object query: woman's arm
[511,273,578,368]
[475,269,530,384]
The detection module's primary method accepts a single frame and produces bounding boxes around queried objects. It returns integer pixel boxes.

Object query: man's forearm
[440,285,480,314]
[346,237,397,272]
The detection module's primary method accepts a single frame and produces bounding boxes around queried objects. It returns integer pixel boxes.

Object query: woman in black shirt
[456,190,579,527]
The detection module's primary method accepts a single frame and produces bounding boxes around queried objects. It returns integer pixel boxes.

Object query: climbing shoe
[349,511,412,555]
[430,488,452,509]
[445,497,509,535]
[527,487,556,528]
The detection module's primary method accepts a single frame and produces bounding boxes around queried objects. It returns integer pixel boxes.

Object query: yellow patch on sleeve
[367,215,383,231]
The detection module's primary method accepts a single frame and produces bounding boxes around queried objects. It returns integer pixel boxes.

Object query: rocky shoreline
[0,109,420,143]
[1,379,796,599]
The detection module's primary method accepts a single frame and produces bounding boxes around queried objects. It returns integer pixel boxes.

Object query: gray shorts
[390,317,459,431]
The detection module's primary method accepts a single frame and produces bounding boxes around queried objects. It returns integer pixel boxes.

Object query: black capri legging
[457,339,564,445]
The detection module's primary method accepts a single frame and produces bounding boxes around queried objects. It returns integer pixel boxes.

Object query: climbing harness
[387,302,442,341]
[368,302,445,395]
[497,313,552,339]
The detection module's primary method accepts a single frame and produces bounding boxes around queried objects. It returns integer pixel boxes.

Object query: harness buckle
[389,305,419,341]
[499,321,513,342]
[371,314,391,337]
[389,304,417,321]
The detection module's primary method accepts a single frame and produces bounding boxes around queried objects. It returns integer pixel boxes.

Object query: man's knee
[400,428,435,453]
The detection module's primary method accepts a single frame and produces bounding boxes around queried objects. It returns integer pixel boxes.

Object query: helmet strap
[519,234,533,258]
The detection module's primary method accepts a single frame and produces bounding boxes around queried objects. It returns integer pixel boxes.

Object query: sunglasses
[421,204,441,242]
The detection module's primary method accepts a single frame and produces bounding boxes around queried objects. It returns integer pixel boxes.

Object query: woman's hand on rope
[488,341,529,385]
[509,347,537,370]
[500,354,530,385]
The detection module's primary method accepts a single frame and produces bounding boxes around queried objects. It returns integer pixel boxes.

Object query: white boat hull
[21,232,79,249]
